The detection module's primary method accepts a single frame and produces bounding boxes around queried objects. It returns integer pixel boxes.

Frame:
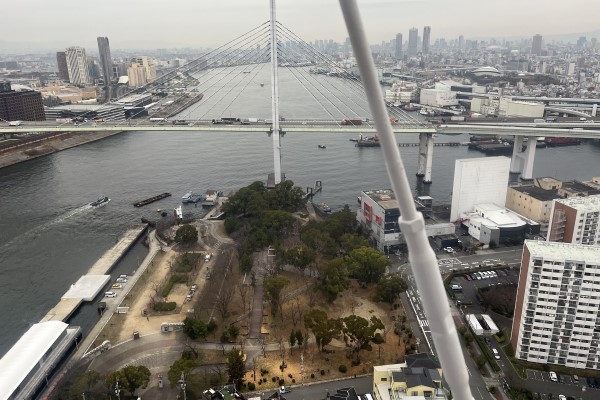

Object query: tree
[284,245,316,272]
[295,329,304,347]
[168,358,197,388]
[340,315,384,359]
[375,273,408,304]
[226,347,246,386]
[264,275,289,317]
[68,370,100,398]
[175,224,198,245]
[346,247,390,284]
[240,253,253,272]
[317,258,349,301]
[183,317,208,340]
[289,329,297,354]
[304,308,342,352]
[339,233,369,254]
[216,286,234,320]
[106,365,151,396]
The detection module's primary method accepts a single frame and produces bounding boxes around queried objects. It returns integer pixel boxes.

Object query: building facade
[65,46,91,86]
[0,82,45,121]
[131,56,156,82]
[97,36,113,86]
[450,157,511,223]
[511,241,600,369]
[548,195,600,245]
[55,51,69,81]
[127,63,147,87]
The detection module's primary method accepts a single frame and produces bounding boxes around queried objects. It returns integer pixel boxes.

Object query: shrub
[310,373,315,379]
[287,374,293,379]
[153,301,176,312]
[272,377,277,382]
[278,379,285,386]
[338,364,347,373]
[320,370,325,376]
[292,379,295,383]
[248,382,256,391]
[351,359,361,367]
[207,319,217,334]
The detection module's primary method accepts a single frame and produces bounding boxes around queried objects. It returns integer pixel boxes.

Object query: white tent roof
[0,321,68,400]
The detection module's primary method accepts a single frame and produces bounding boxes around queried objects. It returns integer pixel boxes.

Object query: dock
[41,226,148,322]
[304,180,323,199]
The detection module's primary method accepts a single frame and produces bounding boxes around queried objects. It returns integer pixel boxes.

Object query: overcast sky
[1,0,599,52]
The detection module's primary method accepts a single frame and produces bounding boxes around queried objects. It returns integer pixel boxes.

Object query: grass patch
[502,343,527,379]
[153,301,177,312]
[473,335,501,372]
[161,273,188,297]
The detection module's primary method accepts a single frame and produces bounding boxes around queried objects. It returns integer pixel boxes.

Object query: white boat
[90,196,110,207]
[175,205,183,219]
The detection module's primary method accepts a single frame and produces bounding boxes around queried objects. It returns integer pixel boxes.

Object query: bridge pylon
[270,0,282,184]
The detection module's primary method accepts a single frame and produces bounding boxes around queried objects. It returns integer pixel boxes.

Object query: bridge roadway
[2,119,600,138]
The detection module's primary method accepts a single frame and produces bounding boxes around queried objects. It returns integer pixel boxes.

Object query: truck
[533,118,545,123]
[8,120,23,126]
[241,118,260,124]
[341,119,362,126]
[56,118,72,123]
[149,117,168,123]
[450,116,466,122]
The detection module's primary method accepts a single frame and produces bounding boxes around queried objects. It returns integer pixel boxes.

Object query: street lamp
[179,372,187,400]
[114,378,121,400]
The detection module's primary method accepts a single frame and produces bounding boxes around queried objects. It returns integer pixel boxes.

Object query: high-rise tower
[65,47,91,86]
[97,37,113,86]
[408,28,418,56]
[422,26,431,54]
[395,33,403,58]
[56,52,69,82]
[531,34,542,55]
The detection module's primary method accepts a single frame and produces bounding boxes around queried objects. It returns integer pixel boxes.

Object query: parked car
[549,371,558,382]
[116,277,128,283]
[105,291,117,298]
[111,283,123,289]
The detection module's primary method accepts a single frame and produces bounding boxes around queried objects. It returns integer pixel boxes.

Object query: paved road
[253,375,373,400]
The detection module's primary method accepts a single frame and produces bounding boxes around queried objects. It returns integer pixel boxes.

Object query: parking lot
[449,265,519,309]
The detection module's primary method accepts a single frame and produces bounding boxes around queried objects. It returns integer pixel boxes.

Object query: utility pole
[270,0,282,184]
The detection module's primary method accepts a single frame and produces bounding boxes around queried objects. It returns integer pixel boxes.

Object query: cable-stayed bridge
[2,8,600,183]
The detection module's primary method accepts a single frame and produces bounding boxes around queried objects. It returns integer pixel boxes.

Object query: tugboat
[318,145,326,149]
[90,196,110,207]
[312,202,332,218]
[181,191,194,203]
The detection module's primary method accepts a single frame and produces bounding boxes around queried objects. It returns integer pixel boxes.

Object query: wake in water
[0,203,94,253]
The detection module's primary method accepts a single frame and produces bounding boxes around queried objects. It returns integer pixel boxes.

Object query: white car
[549,371,558,382]
[105,291,117,298]
[492,348,500,360]
[558,395,566,400]
[444,247,454,253]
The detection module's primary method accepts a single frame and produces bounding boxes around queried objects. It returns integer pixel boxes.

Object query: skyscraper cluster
[394,26,431,58]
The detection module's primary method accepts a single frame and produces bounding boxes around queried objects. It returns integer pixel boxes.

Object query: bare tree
[307,287,318,308]
[237,282,250,314]
[216,286,234,321]
[289,299,305,326]
[252,357,258,381]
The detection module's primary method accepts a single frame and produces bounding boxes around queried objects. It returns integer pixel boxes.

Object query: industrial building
[372,354,446,400]
[548,194,600,245]
[357,190,454,254]
[0,321,81,400]
[511,241,600,369]
[419,88,458,107]
[45,104,126,121]
[470,96,544,118]
[0,81,45,121]
[450,157,511,223]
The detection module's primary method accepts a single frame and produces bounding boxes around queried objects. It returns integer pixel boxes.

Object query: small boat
[181,191,193,203]
[90,196,110,207]
[318,145,326,149]
[260,83,265,87]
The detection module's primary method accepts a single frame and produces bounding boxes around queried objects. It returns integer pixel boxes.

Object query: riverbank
[0,130,123,169]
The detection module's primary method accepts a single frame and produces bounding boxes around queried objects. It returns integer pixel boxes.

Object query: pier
[305,180,323,199]
[41,226,148,322]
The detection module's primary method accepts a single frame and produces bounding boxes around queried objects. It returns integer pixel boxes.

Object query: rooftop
[363,189,399,210]
[556,195,600,212]
[471,203,526,228]
[510,185,560,201]
[526,240,600,263]
[0,321,68,399]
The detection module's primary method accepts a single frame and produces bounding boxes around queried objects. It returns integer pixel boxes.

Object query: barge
[133,192,172,207]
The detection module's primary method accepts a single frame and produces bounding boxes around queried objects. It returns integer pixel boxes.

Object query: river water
[0,67,598,358]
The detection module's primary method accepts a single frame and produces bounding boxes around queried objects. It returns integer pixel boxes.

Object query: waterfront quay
[41,225,148,323]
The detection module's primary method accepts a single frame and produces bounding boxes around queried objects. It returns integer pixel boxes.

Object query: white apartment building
[548,195,600,245]
[511,241,600,369]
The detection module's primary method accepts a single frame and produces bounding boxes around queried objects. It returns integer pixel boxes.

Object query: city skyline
[0,0,599,52]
